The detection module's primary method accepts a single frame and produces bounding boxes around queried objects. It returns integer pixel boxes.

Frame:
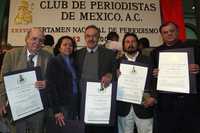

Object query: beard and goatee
[124,45,138,54]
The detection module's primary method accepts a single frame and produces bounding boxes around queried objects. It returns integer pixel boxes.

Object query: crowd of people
[0,22,199,133]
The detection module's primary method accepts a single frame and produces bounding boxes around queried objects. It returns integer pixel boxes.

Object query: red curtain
[160,0,186,40]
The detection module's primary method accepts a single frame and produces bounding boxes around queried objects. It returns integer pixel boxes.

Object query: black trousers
[155,111,200,133]
[153,93,200,133]
[85,125,117,133]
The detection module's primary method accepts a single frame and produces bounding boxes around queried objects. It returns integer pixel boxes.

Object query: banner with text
[8,0,162,46]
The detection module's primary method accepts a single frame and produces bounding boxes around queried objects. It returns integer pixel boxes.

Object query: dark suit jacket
[74,46,117,81]
[150,40,200,113]
[46,54,79,114]
[74,46,117,127]
[117,53,154,118]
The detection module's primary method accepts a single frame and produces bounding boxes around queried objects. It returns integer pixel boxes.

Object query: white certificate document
[157,52,190,93]
[3,70,44,121]
[117,63,148,104]
[84,82,112,124]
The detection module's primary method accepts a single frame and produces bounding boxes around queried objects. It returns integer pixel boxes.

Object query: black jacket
[46,54,79,114]
[117,53,154,118]
[150,40,200,113]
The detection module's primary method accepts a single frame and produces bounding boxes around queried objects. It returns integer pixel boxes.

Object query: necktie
[27,54,35,68]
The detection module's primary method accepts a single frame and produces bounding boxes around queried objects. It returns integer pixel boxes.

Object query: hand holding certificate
[157,52,190,93]
[3,68,43,121]
[84,82,112,124]
[117,62,148,104]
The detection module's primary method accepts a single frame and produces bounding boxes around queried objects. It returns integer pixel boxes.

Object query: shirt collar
[26,49,38,60]
[125,51,139,62]
[27,49,38,56]
[27,50,33,59]
[87,45,98,53]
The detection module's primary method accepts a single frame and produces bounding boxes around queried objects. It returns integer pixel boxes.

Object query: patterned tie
[27,54,35,68]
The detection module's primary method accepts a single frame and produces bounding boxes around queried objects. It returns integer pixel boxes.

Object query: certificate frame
[4,67,42,80]
[3,67,44,121]
[120,60,151,91]
[79,81,117,126]
[117,60,150,105]
[159,48,196,94]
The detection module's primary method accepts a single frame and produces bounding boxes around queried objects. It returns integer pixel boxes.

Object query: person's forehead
[85,27,98,34]
[125,36,136,41]
[29,29,44,37]
[62,38,72,43]
[162,24,176,31]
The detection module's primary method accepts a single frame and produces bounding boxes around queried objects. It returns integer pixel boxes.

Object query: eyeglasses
[31,37,44,44]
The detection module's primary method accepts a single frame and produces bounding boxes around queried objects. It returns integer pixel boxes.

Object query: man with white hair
[0,27,52,133]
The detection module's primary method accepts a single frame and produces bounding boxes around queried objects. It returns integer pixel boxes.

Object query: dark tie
[91,50,94,53]
[27,54,35,68]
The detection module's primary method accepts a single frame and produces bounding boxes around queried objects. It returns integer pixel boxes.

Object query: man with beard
[117,32,155,133]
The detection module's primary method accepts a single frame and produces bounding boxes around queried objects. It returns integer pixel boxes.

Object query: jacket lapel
[18,47,28,69]
[79,48,87,74]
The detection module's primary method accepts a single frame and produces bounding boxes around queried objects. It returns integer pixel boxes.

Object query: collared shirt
[27,50,38,67]
[87,45,98,53]
[125,51,139,62]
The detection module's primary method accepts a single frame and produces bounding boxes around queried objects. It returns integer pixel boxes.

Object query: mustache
[124,45,138,53]
[127,46,136,49]
[88,40,95,44]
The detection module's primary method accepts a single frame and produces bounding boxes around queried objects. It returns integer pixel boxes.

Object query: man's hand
[0,102,7,117]
[101,73,112,88]
[35,80,46,90]
[152,68,159,78]
[55,112,65,127]
[116,69,121,78]
[189,64,200,74]
[143,97,156,108]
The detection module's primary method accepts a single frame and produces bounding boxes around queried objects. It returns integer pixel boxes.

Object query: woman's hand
[54,112,65,127]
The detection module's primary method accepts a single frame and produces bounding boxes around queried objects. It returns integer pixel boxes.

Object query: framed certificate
[80,81,117,126]
[117,60,149,104]
[3,67,44,121]
[157,48,196,93]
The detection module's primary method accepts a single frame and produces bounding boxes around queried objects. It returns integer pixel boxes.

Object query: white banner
[8,0,162,46]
